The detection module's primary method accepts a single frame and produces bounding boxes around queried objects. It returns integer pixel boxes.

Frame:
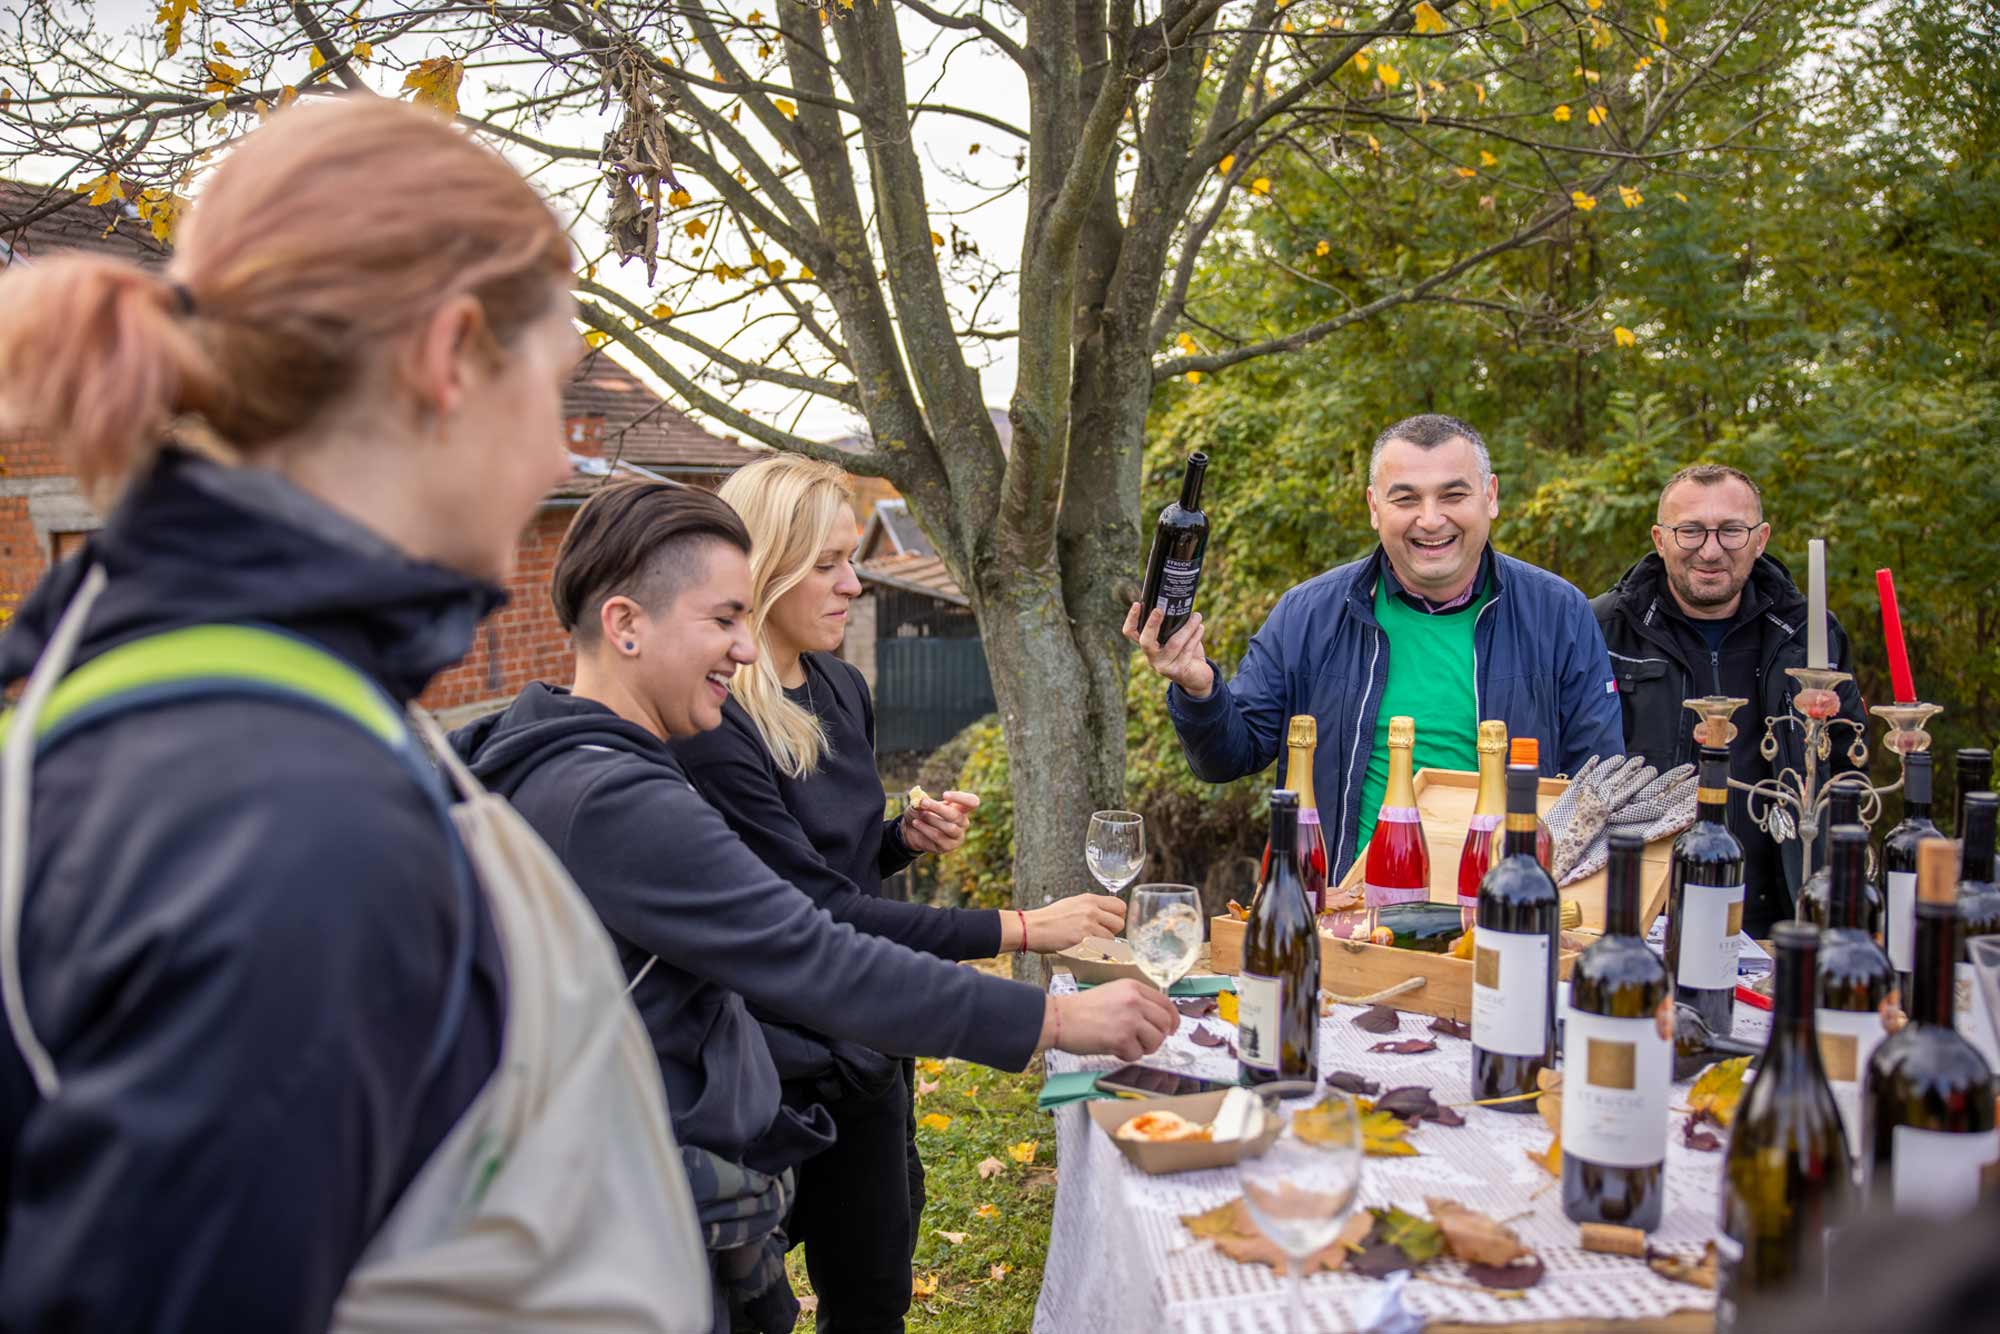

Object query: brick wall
[419,505,577,714]
[0,436,81,625]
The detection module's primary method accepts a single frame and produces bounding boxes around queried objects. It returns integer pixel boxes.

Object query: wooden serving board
[1208,766,1680,1021]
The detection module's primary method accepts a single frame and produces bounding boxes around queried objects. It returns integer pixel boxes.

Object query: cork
[1510,736,1540,767]
[1580,1223,1647,1258]
[1287,714,1317,748]
[1478,720,1509,754]
[1917,837,1959,905]
[1388,716,1415,748]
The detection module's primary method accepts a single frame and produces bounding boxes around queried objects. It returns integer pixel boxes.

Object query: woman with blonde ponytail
[673,454,1128,1332]
[0,99,706,1332]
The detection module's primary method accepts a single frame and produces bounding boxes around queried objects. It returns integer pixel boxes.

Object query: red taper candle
[1876,568,1916,704]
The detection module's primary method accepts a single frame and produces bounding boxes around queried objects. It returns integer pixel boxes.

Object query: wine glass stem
[1286,1257,1302,1334]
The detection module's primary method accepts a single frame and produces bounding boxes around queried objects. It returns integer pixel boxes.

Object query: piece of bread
[907,784,931,808]
[1114,1110,1211,1144]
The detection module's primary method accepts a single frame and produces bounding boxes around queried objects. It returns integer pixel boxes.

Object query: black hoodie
[450,683,1046,1171]
[0,451,507,1334]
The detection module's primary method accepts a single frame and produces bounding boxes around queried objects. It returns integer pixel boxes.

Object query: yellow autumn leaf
[1480,150,1499,167]
[1249,177,1270,195]
[650,304,674,319]
[684,219,708,239]
[354,42,373,64]
[765,260,785,279]
[1470,81,1486,105]
[1653,15,1669,41]
[1184,370,1203,384]
[1553,104,1572,122]
[1572,190,1598,211]
[1618,184,1644,207]
[667,188,692,208]
[134,189,188,243]
[1358,1107,1418,1157]
[929,230,944,246]
[1587,106,1606,126]
[278,85,300,108]
[583,330,611,349]
[155,0,195,57]
[911,1274,939,1299]
[797,265,815,281]
[203,59,248,93]
[207,101,229,120]
[747,7,764,20]
[79,173,125,206]
[1613,326,1637,347]
[1217,990,1239,1024]
[975,1203,1000,1219]
[1377,62,1401,87]
[1216,153,1235,175]
[1588,0,1603,7]
[772,97,796,119]
[1412,2,1447,34]
[1530,1134,1562,1176]
[1175,331,1197,354]
[1007,1140,1038,1164]
[402,56,465,116]
[711,261,744,282]
[1636,55,1654,71]
[1351,51,1370,74]
[917,1112,952,1133]
[1673,190,1689,202]
[1689,1057,1751,1127]
[758,42,773,58]
[1455,166,1476,178]
[253,98,270,118]
[309,48,326,70]
[213,40,231,55]
[1315,239,1330,256]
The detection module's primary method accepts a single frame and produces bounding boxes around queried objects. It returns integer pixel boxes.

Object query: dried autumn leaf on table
[1216,990,1239,1025]
[1689,1057,1751,1127]
[1466,1257,1546,1289]
[1354,1004,1402,1034]
[1359,1108,1419,1157]
[1350,1242,1415,1278]
[1326,1071,1380,1096]
[1180,1198,1369,1273]
[1425,1198,1531,1267]
[1529,1134,1562,1176]
[1425,1103,1466,1127]
[1537,1067,1564,1132]
[1175,996,1218,1019]
[1648,1242,1718,1289]
[1188,1025,1229,1049]
[1375,1207,1444,1263]
[1430,1015,1471,1040]
[1373,1086,1439,1122]
[1682,1111,1723,1151]
[1370,1039,1438,1055]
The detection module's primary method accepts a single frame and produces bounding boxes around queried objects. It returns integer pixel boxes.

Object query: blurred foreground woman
[0,98,706,1333]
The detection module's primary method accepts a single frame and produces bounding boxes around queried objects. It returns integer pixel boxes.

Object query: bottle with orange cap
[1471,735,1562,1108]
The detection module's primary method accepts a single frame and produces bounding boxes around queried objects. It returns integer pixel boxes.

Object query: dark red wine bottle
[1138,451,1209,642]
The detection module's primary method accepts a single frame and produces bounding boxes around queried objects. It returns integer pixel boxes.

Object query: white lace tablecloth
[1034,975,1769,1332]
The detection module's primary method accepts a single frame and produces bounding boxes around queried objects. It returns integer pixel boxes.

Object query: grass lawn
[785,1050,1056,1333]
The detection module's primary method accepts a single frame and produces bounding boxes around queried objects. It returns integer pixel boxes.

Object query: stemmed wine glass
[1129,884,1204,1067]
[1238,1082,1365,1334]
[1086,810,1146,896]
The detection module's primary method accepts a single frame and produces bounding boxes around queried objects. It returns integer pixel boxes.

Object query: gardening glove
[1558,764,1698,887]
[1550,755,1655,881]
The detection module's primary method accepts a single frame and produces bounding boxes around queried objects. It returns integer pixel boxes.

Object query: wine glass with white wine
[1086,810,1146,897]
[1239,1083,1365,1334]
[1128,885,1203,991]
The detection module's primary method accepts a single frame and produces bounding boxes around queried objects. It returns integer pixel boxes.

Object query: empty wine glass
[1239,1082,1364,1334]
[1968,936,2000,1060]
[1086,810,1146,896]
[1128,885,1204,992]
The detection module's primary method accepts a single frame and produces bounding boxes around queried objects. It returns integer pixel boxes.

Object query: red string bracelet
[1017,909,1029,953]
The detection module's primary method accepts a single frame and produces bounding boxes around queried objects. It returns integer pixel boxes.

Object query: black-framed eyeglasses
[1667,522,1761,552]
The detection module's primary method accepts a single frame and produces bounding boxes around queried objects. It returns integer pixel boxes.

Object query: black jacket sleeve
[1,725,471,1334]
[676,710,998,962]
[558,761,1043,1070]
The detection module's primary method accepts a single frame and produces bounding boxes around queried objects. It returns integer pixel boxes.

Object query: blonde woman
[672,455,1124,1332]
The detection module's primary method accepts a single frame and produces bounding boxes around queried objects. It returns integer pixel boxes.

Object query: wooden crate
[1207,767,1679,1021]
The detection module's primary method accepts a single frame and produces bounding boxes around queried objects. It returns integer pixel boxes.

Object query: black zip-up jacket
[0,451,507,1334]
[1592,552,1867,908]
[450,684,1046,1173]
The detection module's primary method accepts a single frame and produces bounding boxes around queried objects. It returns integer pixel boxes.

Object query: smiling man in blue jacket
[1126,413,1624,879]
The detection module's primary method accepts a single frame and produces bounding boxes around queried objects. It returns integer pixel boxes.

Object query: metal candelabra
[1682,675,1943,906]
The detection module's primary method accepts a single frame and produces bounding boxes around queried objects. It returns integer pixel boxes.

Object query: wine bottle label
[1674,881,1744,990]
[1152,558,1202,617]
[1886,871,1916,973]
[1471,928,1550,1056]
[1560,1009,1669,1168]
[1817,1006,1890,1163]
[1235,971,1282,1072]
[1953,962,2000,1071]
[1892,1125,2000,1220]
[1365,807,1428,908]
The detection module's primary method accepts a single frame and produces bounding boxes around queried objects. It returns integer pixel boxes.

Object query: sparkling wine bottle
[1815,824,1896,1166]
[1238,790,1321,1087]
[1883,751,1940,1000]
[1717,923,1853,1332]
[1952,792,2000,1072]
[1457,721,1508,929]
[1138,451,1210,643]
[1363,716,1429,927]
[1260,715,1330,916]
[1798,784,1878,934]
[1863,837,1998,1218]
[1563,832,1672,1231]
[1666,746,1745,1040]
[1471,749,1559,1110]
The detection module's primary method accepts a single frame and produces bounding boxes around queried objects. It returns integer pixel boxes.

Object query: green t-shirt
[1355,571,1492,851]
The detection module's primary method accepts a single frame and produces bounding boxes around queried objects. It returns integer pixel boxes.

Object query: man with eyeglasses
[1593,463,1865,933]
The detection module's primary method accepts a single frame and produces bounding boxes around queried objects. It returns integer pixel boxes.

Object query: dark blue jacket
[0,451,506,1334]
[1168,547,1624,878]
[450,684,1045,1174]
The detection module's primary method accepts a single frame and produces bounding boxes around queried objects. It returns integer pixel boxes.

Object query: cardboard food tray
[1086,1090,1282,1174]
[1209,767,1679,1021]
[1055,935,1148,986]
